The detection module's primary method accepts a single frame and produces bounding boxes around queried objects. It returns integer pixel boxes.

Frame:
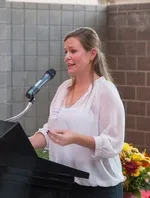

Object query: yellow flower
[132,153,143,161]
[131,148,139,153]
[132,169,140,177]
[138,166,145,172]
[122,143,133,153]
[125,158,131,162]
[144,157,150,163]
[123,170,126,175]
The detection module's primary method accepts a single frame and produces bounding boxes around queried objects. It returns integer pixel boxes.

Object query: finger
[49,130,62,139]
[48,133,59,144]
[47,131,60,144]
[54,130,64,134]
[48,133,55,141]
[47,130,56,138]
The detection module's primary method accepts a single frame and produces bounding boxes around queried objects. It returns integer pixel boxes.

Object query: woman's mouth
[67,63,75,69]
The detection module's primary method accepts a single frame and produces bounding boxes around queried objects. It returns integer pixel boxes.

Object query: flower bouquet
[35,149,49,159]
[120,143,150,198]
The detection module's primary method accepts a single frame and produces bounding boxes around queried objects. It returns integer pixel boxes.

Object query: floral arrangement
[36,149,49,159]
[120,143,150,198]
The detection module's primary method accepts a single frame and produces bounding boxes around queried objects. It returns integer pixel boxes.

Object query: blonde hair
[64,27,113,85]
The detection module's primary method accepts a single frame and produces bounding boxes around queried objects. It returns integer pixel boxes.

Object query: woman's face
[64,37,94,76]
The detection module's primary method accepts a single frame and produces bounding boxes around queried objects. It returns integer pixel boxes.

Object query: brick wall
[107,3,150,153]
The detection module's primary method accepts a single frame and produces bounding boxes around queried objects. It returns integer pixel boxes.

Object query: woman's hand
[47,130,95,150]
[47,130,76,146]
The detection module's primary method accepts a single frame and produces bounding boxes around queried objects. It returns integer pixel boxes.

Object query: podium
[0,120,89,198]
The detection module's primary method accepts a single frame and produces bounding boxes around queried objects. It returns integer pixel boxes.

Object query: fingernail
[47,130,50,133]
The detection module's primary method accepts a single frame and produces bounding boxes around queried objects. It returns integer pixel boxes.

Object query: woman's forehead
[64,37,82,48]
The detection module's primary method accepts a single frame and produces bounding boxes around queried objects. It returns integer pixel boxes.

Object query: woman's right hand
[29,132,47,149]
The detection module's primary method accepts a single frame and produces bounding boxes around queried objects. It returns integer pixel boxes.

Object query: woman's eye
[71,50,76,53]
[64,50,76,54]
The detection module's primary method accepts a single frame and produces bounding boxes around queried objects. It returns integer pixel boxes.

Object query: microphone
[26,68,56,99]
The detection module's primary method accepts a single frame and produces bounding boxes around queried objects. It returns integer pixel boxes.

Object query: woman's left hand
[47,130,76,146]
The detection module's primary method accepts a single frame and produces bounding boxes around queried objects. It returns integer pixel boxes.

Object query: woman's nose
[64,52,71,61]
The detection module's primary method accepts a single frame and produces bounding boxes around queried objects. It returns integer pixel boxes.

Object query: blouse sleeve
[91,82,125,159]
[37,123,49,149]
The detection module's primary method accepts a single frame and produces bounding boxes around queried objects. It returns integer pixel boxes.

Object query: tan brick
[125,130,145,146]
[127,101,146,116]
[137,116,150,131]
[108,13,127,27]
[118,27,136,40]
[118,4,138,12]
[146,133,150,148]
[147,42,150,56]
[137,27,150,41]
[126,115,136,130]
[126,42,146,56]
[107,5,117,13]
[107,56,117,70]
[138,3,150,10]
[137,87,150,101]
[108,27,117,40]
[127,72,145,86]
[108,42,126,56]
[145,147,150,155]
[118,86,135,100]
[146,103,150,116]
[112,71,125,85]
[147,73,150,86]
[127,13,146,27]
[137,57,150,71]
[118,57,136,70]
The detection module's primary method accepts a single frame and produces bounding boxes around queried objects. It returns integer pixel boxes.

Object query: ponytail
[94,50,113,83]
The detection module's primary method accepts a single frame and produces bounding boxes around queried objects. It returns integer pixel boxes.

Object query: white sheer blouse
[38,76,125,187]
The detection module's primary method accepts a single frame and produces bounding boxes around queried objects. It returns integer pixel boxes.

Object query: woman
[29,27,125,198]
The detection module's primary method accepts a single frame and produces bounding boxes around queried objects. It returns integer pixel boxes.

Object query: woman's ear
[90,48,97,61]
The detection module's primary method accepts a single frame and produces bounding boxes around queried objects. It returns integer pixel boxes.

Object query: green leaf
[35,149,49,159]
[132,189,141,198]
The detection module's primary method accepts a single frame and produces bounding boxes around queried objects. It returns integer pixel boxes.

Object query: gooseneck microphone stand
[5,97,35,122]
[4,69,56,122]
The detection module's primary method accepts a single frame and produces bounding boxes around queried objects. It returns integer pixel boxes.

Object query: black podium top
[0,120,89,191]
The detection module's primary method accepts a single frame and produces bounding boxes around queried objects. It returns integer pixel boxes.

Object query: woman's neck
[73,72,99,87]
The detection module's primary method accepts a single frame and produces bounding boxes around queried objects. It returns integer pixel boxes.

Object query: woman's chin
[67,70,76,76]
